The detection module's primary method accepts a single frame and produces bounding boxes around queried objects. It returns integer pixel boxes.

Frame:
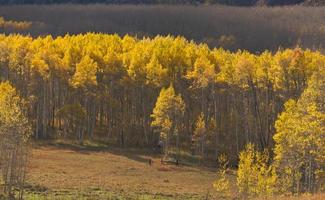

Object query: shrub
[237,144,276,198]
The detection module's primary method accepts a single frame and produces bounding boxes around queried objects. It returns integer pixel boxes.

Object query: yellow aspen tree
[151,84,185,161]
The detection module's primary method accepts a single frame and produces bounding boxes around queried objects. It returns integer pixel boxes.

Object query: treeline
[0,33,324,161]
[0,0,309,6]
[0,17,32,31]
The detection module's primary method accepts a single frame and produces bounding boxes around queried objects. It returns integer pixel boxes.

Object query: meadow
[23,141,324,200]
[24,141,223,199]
[15,141,322,200]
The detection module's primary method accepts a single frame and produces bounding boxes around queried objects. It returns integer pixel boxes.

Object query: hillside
[0,0,322,6]
[26,143,225,199]
[25,143,325,199]
[303,0,325,5]
[1,5,324,52]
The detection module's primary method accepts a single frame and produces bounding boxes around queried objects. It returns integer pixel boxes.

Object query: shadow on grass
[33,139,161,165]
[22,188,199,200]
[22,183,48,193]
[32,139,222,171]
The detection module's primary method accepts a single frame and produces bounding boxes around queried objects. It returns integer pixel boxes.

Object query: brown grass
[256,194,325,200]
[27,144,231,199]
[25,144,324,199]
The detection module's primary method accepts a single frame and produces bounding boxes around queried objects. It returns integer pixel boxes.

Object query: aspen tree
[0,82,31,199]
[151,85,185,161]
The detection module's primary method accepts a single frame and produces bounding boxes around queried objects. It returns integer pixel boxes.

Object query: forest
[0,2,324,200]
[0,0,315,6]
[0,33,324,199]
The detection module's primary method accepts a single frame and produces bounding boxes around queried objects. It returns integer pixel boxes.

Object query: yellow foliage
[214,154,231,198]
[70,55,98,89]
[0,81,31,141]
[274,67,325,194]
[237,144,276,198]
[151,85,185,150]
[0,16,32,31]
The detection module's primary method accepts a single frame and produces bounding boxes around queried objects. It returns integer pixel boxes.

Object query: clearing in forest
[26,142,232,199]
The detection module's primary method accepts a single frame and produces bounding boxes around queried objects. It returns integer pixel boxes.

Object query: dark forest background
[1,5,324,52]
[0,0,323,6]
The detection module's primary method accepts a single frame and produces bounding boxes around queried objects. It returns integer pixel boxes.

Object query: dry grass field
[23,142,324,200]
[25,142,233,199]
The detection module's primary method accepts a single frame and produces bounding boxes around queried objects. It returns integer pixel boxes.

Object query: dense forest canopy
[0,33,324,163]
[0,0,316,6]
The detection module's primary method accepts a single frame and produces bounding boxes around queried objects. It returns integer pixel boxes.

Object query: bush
[213,154,231,199]
[237,144,276,198]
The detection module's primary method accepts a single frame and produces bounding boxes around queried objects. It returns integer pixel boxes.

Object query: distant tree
[193,112,206,164]
[186,46,216,122]
[56,103,86,142]
[205,0,257,6]
[267,0,304,6]
[0,0,308,6]
[70,55,98,142]
[206,117,218,159]
[0,17,32,32]
[70,55,98,89]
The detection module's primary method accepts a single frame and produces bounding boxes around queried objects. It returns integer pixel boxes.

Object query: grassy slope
[25,142,233,199]
[23,142,324,200]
